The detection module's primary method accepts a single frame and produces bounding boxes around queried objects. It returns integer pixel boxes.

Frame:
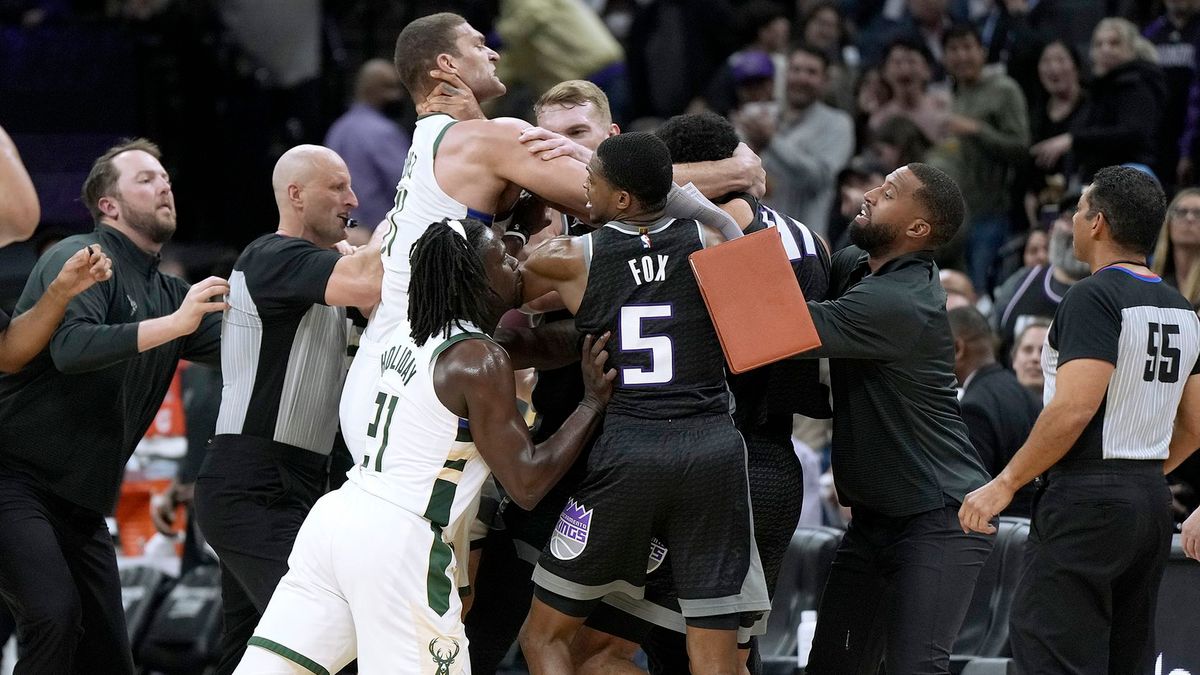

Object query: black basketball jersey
[575,217,729,419]
[1046,266,1200,462]
[731,195,834,429]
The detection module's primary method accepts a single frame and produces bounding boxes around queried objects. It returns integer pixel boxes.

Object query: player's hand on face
[958,479,1011,535]
[519,127,591,163]
[1183,508,1200,561]
[579,332,616,409]
[418,69,486,120]
[50,244,113,299]
[174,276,230,334]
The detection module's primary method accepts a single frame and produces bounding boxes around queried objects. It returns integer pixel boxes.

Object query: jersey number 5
[1144,322,1181,384]
[620,304,674,385]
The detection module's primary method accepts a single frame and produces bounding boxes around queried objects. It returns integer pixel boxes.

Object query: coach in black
[795,163,993,675]
[192,144,381,674]
[961,166,1200,674]
[0,138,227,673]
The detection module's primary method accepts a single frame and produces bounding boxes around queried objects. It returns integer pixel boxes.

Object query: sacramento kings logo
[550,498,592,560]
[647,538,668,573]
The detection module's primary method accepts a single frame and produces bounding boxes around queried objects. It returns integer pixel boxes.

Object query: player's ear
[616,190,632,211]
[435,52,459,75]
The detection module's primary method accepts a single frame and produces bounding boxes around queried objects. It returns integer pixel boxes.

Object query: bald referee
[193,145,382,674]
[961,166,1200,673]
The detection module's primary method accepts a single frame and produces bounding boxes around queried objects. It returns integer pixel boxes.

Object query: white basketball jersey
[346,322,493,534]
[367,113,483,345]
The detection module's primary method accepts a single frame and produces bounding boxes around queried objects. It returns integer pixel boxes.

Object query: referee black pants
[193,436,328,675]
[0,467,134,674]
[1011,461,1173,675]
[806,505,994,675]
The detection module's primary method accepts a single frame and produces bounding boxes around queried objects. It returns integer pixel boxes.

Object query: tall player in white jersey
[237,217,615,674]
[342,13,767,459]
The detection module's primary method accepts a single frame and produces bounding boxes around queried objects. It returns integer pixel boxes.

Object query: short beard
[1049,228,1090,280]
[118,197,176,245]
[849,219,898,255]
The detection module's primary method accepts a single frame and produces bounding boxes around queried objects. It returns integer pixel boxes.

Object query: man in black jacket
[949,305,1039,516]
[0,138,226,673]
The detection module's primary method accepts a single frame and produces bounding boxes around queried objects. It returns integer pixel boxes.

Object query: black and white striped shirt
[216,234,349,455]
[1044,266,1200,461]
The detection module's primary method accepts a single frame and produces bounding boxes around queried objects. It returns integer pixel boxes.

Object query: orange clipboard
[688,228,822,373]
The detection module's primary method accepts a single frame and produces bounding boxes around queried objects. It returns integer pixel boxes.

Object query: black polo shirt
[0,224,221,514]
[800,246,990,517]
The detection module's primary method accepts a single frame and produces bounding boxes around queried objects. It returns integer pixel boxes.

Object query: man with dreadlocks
[517,132,770,675]
[236,217,615,674]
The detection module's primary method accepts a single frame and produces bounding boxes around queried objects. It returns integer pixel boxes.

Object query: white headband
[447,219,468,241]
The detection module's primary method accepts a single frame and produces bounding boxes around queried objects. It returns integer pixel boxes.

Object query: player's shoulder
[434,334,513,385]
[454,116,531,141]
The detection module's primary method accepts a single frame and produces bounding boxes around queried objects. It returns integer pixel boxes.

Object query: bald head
[273,145,345,203]
[273,145,357,246]
[355,59,404,109]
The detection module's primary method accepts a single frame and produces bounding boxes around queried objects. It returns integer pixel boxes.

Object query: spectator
[799,1,859,111]
[870,115,933,171]
[1027,40,1085,214]
[940,268,978,310]
[698,0,790,116]
[324,59,412,245]
[1152,187,1200,306]
[1011,318,1050,402]
[993,193,1090,360]
[1144,0,1200,191]
[869,37,952,145]
[743,44,854,237]
[853,0,958,72]
[494,0,628,122]
[1023,226,1050,268]
[1036,18,1167,185]
[933,24,1030,293]
[949,306,1040,516]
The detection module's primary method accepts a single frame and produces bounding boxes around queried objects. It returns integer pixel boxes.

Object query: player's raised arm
[518,235,589,313]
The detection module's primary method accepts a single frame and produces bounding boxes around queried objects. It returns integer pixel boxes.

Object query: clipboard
[688,227,822,374]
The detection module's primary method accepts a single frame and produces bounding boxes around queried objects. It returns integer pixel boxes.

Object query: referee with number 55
[961,166,1200,674]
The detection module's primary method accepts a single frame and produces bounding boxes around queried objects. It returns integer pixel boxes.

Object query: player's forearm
[137,314,191,354]
[0,284,71,373]
[996,399,1094,491]
[494,319,581,370]
[512,402,604,509]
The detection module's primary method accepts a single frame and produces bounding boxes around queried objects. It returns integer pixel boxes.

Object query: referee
[193,145,381,673]
[961,166,1200,673]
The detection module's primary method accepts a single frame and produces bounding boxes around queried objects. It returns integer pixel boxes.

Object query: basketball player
[517,132,769,675]
[564,111,832,674]
[236,217,616,674]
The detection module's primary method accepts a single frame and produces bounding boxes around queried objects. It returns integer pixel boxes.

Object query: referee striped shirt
[1043,266,1200,461]
[216,234,349,455]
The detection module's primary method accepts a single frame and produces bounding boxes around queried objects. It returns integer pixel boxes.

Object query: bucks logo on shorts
[428,637,460,675]
[551,498,592,560]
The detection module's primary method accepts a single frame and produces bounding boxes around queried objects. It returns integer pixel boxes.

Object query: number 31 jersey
[1043,266,1200,461]
[574,217,729,420]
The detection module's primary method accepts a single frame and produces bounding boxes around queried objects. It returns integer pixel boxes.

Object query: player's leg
[527,418,660,674]
[521,592,594,674]
[572,601,651,675]
[666,419,768,675]
[237,490,357,675]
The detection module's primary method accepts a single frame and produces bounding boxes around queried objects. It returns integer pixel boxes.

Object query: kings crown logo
[550,498,592,561]
[428,637,460,675]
